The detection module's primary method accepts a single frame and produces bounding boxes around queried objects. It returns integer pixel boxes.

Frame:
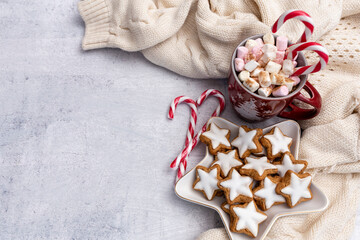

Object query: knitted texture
[78,1,360,239]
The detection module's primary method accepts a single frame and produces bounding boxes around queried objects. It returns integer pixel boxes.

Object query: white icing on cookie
[276,153,305,177]
[242,156,277,176]
[254,177,285,209]
[202,123,231,149]
[281,173,312,206]
[194,167,220,200]
[220,170,253,201]
[231,126,258,157]
[264,127,292,156]
[211,150,243,176]
[232,201,267,237]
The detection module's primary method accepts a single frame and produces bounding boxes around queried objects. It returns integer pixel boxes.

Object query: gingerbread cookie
[221,201,230,214]
[229,201,267,238]
[211,150,243,177]
[193,165,222,201]
[276,171,313,208]
[253,176,285,211]
[218,168,253,204]
[200,123,231,155]
[260,127,292,159]
[231,126,263,158]
[273,152,307,177]
[240,156,278,181]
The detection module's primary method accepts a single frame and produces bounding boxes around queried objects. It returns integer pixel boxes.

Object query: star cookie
[229,201,267,238]
[240,156,278,181]
[261,127,292,159]
[221,201,231,214]
[211,150,243,177]
[253,176,285,211]
[200,123,231,155]
[218,169,253,204]
[193,165,222,200]
[231,126,263,158]
[273,152,307,177]
[276,171,313,208]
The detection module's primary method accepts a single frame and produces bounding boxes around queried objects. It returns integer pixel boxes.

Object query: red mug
[228,34,321,122]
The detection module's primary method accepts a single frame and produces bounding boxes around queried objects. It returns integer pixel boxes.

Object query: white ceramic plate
[175,117,329,240]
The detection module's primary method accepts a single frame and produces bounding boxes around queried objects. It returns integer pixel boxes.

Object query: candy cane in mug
[272,9,314,43]
[286,42,329,76]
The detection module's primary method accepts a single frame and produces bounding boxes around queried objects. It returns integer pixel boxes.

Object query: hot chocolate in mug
[228,34,321,122]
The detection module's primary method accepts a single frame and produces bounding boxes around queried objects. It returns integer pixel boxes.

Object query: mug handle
[278,81,322,120]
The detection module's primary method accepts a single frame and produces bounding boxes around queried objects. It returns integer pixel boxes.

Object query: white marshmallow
[258,87,272,97]
[243,78,260,92]
[251,67,264,77]
[265,61,282,74]
[262,44,277,54]
[279,70,289,78]
[244,60,259,72]
[258,71,271,87]
[284,78,295,92]
[270,73,286,85]
[245,39,257,51]
[260,51,276,63]
[282,59,294,75]
[238,70,250,81]
[263,33,275,45]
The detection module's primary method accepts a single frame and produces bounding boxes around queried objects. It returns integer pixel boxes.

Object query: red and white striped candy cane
[286,42,329,76]
[168,96,198,179]
[272,9,314,43]
[171,89,225,179]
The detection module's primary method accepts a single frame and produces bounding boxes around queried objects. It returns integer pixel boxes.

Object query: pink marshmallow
[255,38,264,47]
[276,51,285,60]
[252,46,263,61]
[234,58,245,72]
[237,47,248,59]
[293,61,297,67]
[276,36,288,51]
[272,85,289,97]
[290,76,301,85]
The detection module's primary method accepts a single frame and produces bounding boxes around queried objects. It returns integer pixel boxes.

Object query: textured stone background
[0,1,359,239]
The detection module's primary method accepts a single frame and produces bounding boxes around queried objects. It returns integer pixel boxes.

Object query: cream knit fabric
[78,1,360,239]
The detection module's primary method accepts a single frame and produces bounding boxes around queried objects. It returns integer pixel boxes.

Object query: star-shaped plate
[175,117,329,240]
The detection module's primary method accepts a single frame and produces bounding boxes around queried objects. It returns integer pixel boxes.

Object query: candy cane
[171,90,225,179]
[272,9,314,43]
[286,42,329,76]
[168,96,198,177]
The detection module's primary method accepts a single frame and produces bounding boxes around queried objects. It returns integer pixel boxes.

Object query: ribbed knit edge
[78,0,112,50]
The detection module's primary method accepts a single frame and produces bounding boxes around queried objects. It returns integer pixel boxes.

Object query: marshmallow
[238,70,250,81]
[282,59,294,75]
[245,54,256,63]
[279,70,289,78]
[258,71,271,87]
[244,60,259,72]
[263,33,275,45]
[276,36,288,51]
[262,44,277,54]
[237,46,248,59]
[252,46,263,61]
[272,85,289,97]
[245,39,257,51]
[251,67,264,77]
[274,50,285,64]
[270,73,286,85]
[284,78,295,92]
[261,51,276,63]
[234,58,245,72]
[265,61,282,74]
[243,78,260,92]
[293,61,297,67]
[255,38,264,47]
[290,76,301,85]
[258,87,273,97]
[258,59,267,68]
